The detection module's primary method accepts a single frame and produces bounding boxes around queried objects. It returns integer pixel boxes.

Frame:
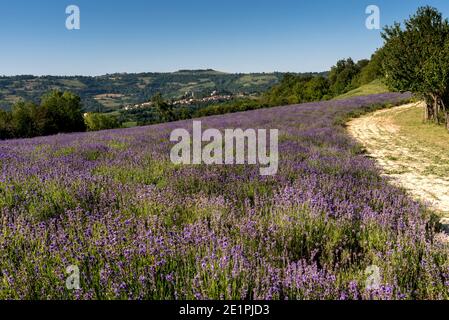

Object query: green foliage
[382,6,449,93]
[39,91,86,135]
[11,101,41,138]
[264,57,383,106]
[0,110,13,139]
[382,6,449,126]
[328,58,363,95]
[357,50,385,86]
[264,74,331,106]
[152,93,174,122]
[0,90,85,139]
[84,112,120,131]
[193,99,264,118]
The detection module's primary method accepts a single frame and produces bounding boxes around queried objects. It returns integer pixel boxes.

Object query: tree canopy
[382,6,449,127]
[0,90,85,139]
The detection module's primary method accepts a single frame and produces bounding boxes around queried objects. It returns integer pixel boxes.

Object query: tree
[421,41,449,128]
[328,58,361,95]
[303,77,331,101]
[0,91,87,140]
[151,93,174,122]
[263,74,332,105]
[358,49,385,85]
[382,6,449,125]
[11,101,40,138]
[0,109,14,139]
[40,90,86,135]
[84,112,120,131]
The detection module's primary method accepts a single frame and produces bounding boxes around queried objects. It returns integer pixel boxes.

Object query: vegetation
[263,74,331,105]
[390,106,449,178]
[84,112,120,132]
[0,71,302,112]
[3,93,442,300]
[193,99,265,118]
[328,58,368,95]
[334,79,390,100]
[263,54,385,106]
[0,90,85,139]
[2,4,449,302]
[151,93,175,122]
[382,6,449,130]
[356,50,385,86]
[393,104,449,166]
[117,54,387,128]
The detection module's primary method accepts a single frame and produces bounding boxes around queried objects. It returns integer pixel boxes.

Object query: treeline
[193,99,264,118]
[0,91,85,139]
[263,52,383,106]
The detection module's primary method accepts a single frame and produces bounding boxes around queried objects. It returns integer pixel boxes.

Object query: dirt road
[347,102,449,215]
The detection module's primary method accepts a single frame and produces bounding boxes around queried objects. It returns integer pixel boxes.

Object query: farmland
[1,92,448,300]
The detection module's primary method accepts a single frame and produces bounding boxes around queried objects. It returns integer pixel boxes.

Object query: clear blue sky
[1,0,448,76]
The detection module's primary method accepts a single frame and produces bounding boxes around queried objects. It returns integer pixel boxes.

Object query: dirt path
[347,102,449,216]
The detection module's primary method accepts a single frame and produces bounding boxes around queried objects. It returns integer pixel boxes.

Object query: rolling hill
[0,70,326,112]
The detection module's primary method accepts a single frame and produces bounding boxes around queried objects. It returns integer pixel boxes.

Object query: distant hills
[0,70,326,112]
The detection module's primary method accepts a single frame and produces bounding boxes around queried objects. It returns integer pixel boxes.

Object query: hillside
[4,92,448,300]
[334,79,390,100]
[0,70,325,112]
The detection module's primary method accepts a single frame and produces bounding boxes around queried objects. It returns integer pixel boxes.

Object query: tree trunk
[434,98,440,124]
[426,101,435,122]
[424,103,428,123]
[440,98,449,132]
[446,112,449,132]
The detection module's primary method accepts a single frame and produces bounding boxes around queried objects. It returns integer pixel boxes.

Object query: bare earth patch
[347,102,449,216]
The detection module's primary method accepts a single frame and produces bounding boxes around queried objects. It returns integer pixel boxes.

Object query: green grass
[334,79,390,100]
[392,104,449,177]
[393,105,449,151]
[121,121,138,128]
[236,75,279,87]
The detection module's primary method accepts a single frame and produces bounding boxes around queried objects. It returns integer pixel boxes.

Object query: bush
[84,113,120,131]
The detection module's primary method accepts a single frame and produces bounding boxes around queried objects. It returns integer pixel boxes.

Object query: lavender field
[0,92,448,300]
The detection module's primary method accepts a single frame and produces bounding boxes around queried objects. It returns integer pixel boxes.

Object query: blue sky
[0,0,449,76]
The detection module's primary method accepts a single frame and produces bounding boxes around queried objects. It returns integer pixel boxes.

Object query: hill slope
[3,93,446,300]
[334,79,390,100]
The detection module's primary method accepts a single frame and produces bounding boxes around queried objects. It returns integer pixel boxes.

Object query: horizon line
[0,68,331,78]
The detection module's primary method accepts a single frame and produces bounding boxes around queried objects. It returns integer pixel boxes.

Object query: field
[1,93,449,300]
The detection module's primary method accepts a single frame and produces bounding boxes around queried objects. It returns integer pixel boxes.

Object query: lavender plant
[0,93,447,300]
